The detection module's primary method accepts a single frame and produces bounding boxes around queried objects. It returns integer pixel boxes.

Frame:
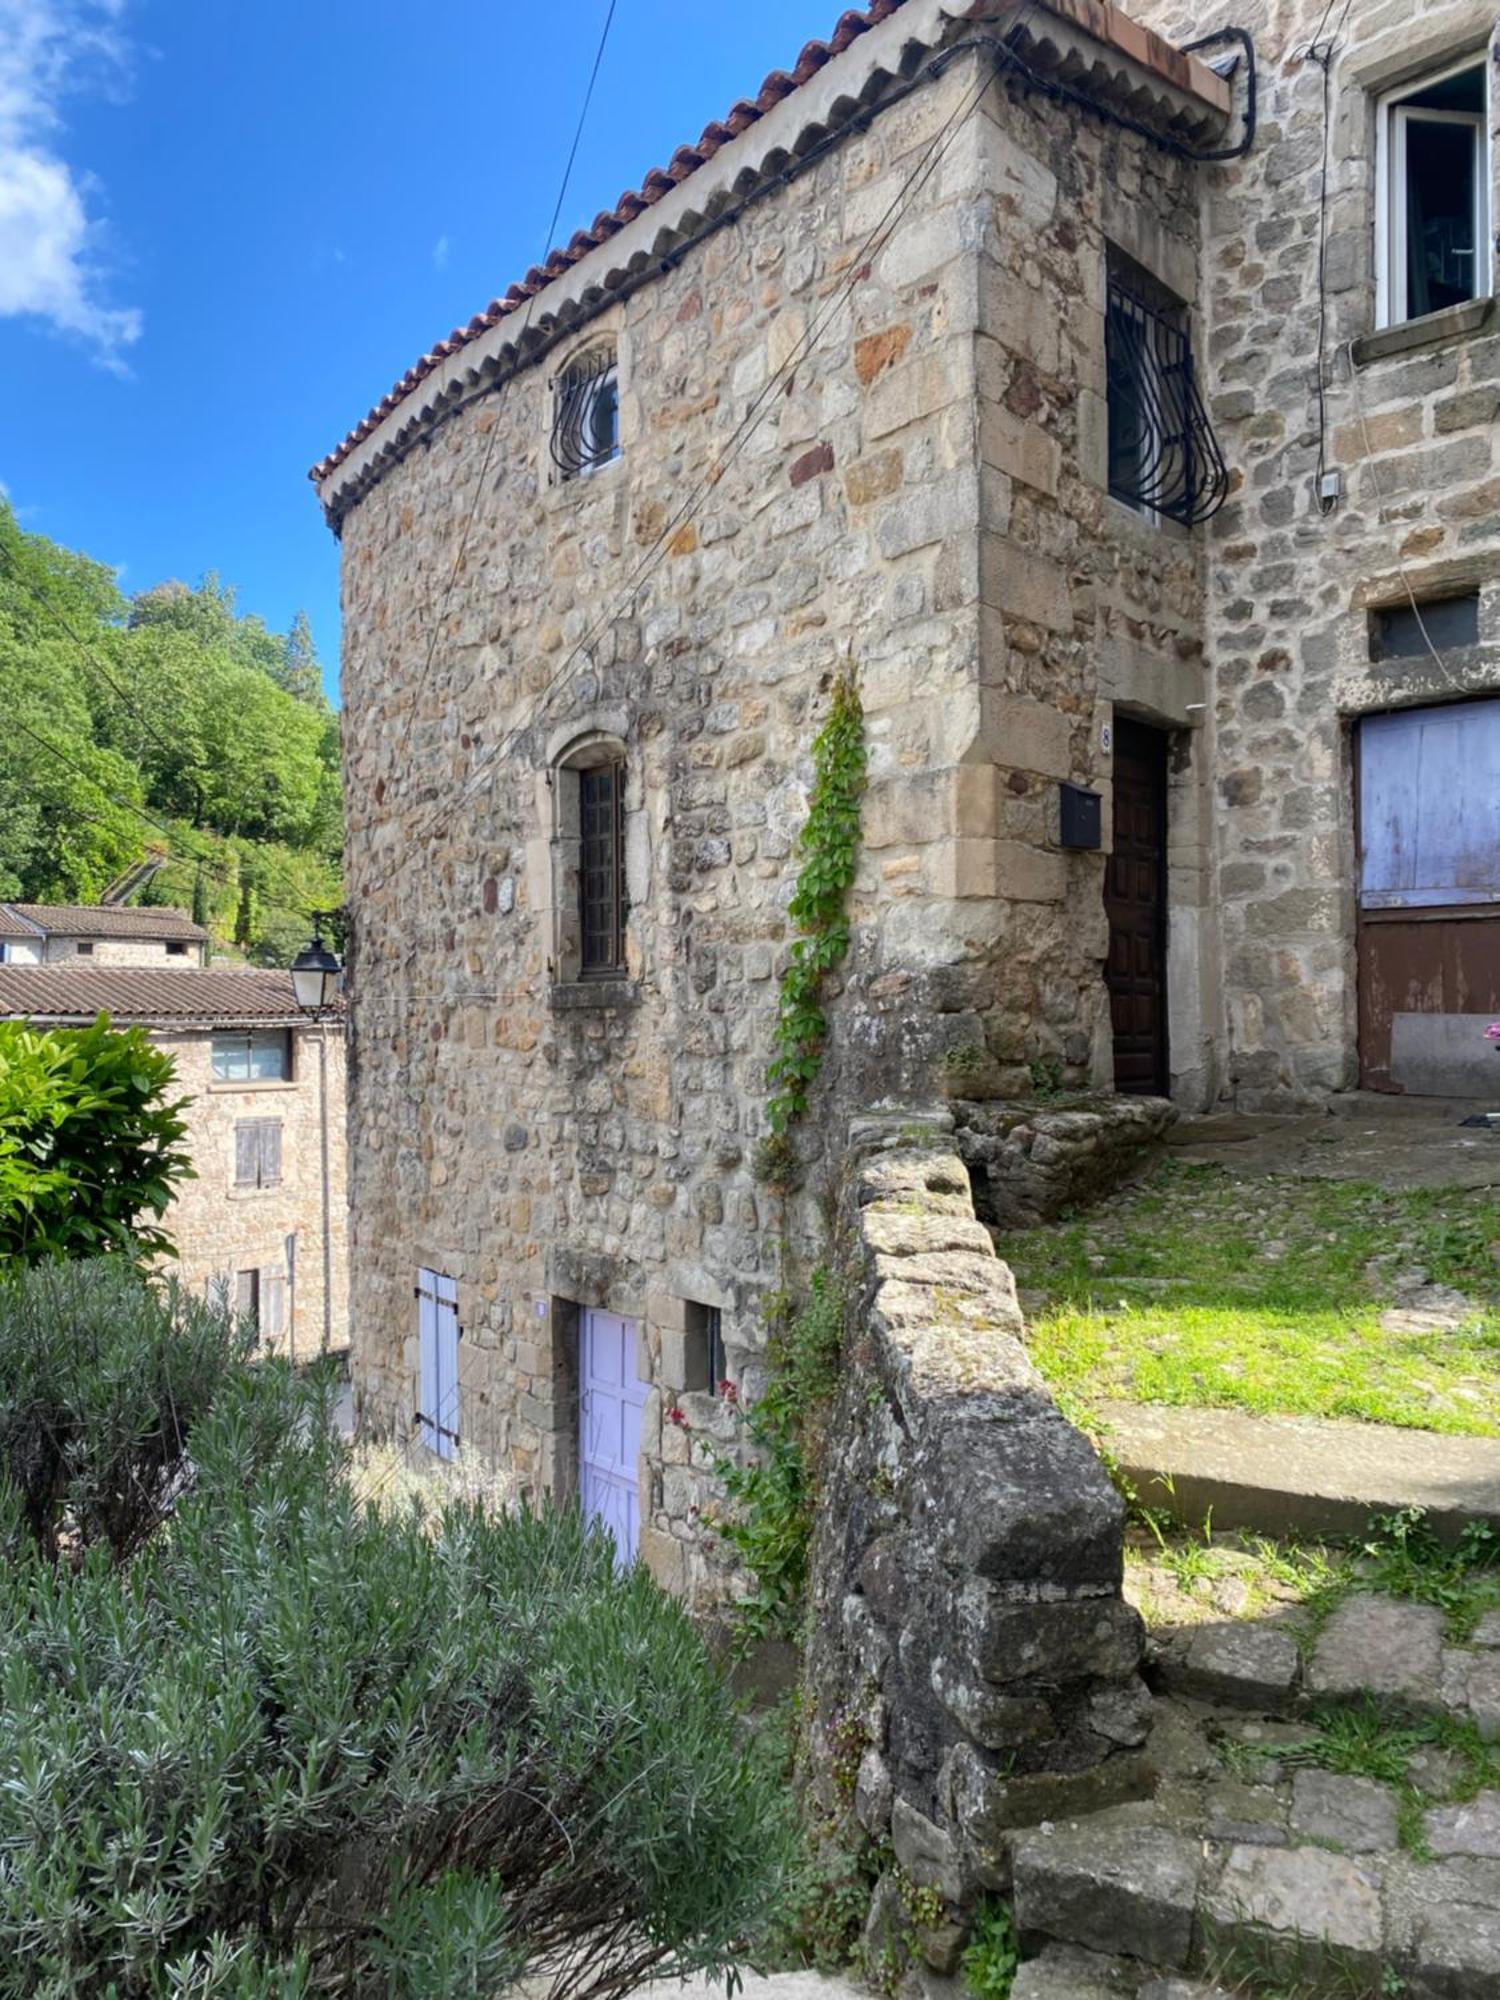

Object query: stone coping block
[1098,1402,1500,1546]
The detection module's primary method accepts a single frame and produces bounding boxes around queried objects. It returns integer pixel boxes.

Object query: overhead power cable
[389,38,1005,884]
[391,0,622,758]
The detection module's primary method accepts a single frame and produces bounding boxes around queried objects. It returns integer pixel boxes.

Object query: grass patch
[1004,1160,1500,1435]
[1224,1697,1500,1862]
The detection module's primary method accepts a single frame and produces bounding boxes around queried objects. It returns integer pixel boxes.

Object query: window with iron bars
[1105,253,1227,527]
[550,345,620,481]
[578,762,625,975]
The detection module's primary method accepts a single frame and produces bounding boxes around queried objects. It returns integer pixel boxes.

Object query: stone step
[1098,1401,1500,1545]
[1012,1815,1500,1998]
[1151,1593,1500,1737]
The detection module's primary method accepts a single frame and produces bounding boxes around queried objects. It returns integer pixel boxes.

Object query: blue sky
[0,0,836,703]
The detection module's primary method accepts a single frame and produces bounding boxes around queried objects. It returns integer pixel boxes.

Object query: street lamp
[290,916,342,1016]
[289,911,343,1363]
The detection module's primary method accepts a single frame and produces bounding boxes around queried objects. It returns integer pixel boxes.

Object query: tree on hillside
[0,1261,794,1998]
[0,1017,194,1263]
[0,502,343,955]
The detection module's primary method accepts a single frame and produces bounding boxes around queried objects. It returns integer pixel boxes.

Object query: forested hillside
[0,502,341,965]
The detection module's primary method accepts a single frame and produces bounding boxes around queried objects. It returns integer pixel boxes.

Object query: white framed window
[1376,56,1490,329]
[211,1028,292,1082]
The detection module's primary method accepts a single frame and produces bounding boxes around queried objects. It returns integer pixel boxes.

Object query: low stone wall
[802,1137,1151,1985]
[951,1093,1175,1230]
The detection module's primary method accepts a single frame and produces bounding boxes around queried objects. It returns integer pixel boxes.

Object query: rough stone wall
[951,1091,1175,1228]
[803,1139,1149,1979]
[1130,0,1500,1106]
[41,937,205,968]
[161,1025,350,1359]
[335,47,1206,1601]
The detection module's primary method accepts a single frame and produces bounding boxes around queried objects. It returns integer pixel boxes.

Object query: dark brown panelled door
[1105,720,1169,1095]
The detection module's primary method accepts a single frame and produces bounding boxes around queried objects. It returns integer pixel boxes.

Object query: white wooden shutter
[260,1122,282,1186]
[234,1125,257,1186]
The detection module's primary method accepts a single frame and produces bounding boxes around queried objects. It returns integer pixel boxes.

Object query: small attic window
[550,344,620,481]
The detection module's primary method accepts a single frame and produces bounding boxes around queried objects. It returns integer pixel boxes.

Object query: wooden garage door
[1357,699,1500,1093]
[1105,720,1169,1095]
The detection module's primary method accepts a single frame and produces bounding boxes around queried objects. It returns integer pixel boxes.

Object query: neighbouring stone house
[0,902,210,967]
[0,966,349,1358]
[314,0,1500,1587]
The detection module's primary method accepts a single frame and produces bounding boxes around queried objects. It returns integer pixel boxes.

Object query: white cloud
[432,234,449,270]
[0,0,141,369]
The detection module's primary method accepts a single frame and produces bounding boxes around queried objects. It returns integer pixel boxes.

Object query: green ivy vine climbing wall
[765,669,867,1136]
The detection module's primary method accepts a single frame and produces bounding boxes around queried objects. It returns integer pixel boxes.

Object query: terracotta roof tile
[311,0,895,487]
[4,903,209,941]
[0,967,340,1029]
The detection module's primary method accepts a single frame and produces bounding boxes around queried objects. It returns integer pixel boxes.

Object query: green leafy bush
[961,1901,1020,1998]
[0,1264,793,1998]
[713,1270,845,1644]
[0,1015,193,1261]
[0,1258,286,1561]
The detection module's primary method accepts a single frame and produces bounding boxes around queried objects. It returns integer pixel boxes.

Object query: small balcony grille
[1105,274,1227,526]
[550,346,620,481]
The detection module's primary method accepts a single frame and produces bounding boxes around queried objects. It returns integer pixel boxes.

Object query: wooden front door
[1105,719,1169,1095]
[579,1309,646,1562]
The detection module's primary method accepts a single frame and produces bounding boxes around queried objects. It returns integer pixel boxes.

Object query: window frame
[1375,54,1492,331]
[210,1028,294,1084]
[577,760,626,978]
[550,343,621,483]
[1103,245,1227,528]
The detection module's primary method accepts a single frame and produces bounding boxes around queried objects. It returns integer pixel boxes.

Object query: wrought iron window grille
[1105,273,1227,526]
[550,346,620,481]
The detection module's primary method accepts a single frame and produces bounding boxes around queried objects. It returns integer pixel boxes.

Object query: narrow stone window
[1377,58,1489,329]
[1370,591,1479,661]
[1105,246,1226,526]
[550,343,620,481]
[578,762,624,975]
[550,732,630,986]
[682,1301,729,1395]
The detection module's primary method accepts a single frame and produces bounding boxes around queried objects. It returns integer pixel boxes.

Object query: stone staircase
[1006,1593,1500,1999]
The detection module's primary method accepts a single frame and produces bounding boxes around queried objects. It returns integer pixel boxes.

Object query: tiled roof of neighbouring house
[3,903,209,941]
[0,967,340,1030]
[0,908,38,938]
[311,0,1229,513]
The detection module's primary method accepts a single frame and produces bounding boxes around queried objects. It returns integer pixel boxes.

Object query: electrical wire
[392,0,621,767]
[395,39,1005,869]
[1342,337,1476,698]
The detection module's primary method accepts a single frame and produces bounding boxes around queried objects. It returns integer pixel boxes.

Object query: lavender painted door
[579,1309,646,1562]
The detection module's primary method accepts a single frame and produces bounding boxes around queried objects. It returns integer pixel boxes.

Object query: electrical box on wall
[1059,783,1102,849]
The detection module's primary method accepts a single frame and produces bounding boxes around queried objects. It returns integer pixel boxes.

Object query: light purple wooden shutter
[1361,701,1500,908]
[235,1125,257,1186]
[417,1270,440,1454]
[434,1274,460,1461]
[261,1122,282,1186]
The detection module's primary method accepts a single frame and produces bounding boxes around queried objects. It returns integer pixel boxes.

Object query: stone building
[1126,0,1500,1104]
[0,902,210,967]
[0,966,348,1358]
[315,0,1500,1585]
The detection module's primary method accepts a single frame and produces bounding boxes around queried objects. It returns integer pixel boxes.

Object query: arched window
[552,733,628,983]
[550,344,620,482]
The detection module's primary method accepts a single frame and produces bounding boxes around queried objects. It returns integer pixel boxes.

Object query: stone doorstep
[1012,1815,1500,1997]
[1098,1402,1500,1546]
[1152,1594,1500,1742]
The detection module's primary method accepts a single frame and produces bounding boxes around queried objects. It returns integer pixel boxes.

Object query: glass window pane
[1404,117,1478,318]
[212,1035,248,1080]
[249,1032,290,1080]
